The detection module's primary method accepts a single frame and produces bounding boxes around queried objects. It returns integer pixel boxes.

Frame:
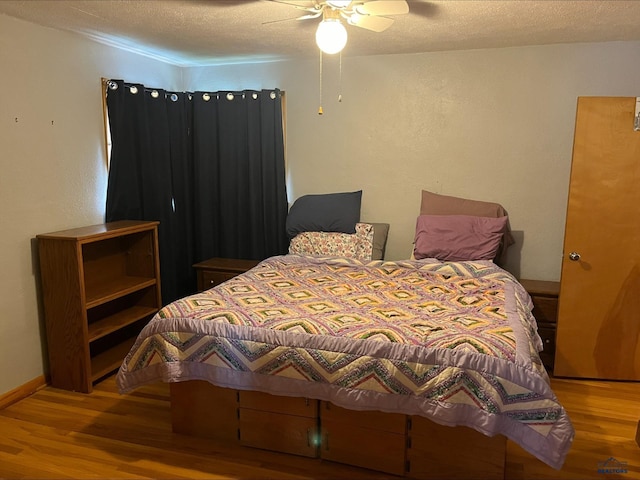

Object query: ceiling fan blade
[354,1,409,16]
[262,16,301,25]
[297,11,323,20]
[266,0,316,8]
[262,10,320,25]
[348,14,394,32]
[265,0,322,14]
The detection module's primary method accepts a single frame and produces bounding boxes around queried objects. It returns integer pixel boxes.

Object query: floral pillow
[289,223,374,261]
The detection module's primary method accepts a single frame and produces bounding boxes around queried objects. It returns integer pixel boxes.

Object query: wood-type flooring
[0,375,638,479]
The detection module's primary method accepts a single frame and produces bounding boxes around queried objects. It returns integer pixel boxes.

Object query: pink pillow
[413,214,508,261]
[420,190,515,263]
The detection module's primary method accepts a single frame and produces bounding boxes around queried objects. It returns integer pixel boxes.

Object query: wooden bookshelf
[37,220,161,393]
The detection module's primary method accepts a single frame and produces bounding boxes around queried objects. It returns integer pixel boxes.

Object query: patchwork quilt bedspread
[116,254,574,469]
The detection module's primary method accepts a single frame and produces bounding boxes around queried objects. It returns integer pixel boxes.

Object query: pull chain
[338,50,342,103]
[318,50,323,115]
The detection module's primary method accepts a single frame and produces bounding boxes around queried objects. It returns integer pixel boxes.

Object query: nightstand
[518,279,560,374]
[193,257,261,292]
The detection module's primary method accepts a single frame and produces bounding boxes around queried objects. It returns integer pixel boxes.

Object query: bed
[116,190,574,478]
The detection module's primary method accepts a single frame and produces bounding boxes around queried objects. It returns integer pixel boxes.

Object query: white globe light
[315,19,348,54]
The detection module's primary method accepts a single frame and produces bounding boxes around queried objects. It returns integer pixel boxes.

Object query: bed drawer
[238,390,318,417]
[170,381,239,441]
[321,401,406,433]
[407,416,506,480]
[320,402,407,475]
[239,408,319,457]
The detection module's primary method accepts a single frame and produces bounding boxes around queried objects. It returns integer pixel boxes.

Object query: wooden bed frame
[170,380,507,479]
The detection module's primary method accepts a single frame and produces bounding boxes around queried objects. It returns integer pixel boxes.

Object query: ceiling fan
[270,0,410,53]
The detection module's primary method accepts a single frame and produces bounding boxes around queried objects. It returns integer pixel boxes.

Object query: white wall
[0,14,182,396]
[2,9,640,397]
[185,41,640,280]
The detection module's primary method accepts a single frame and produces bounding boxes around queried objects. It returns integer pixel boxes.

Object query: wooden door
[555,97,640,380]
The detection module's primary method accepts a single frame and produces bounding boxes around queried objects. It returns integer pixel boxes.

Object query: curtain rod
[106,80,281,100]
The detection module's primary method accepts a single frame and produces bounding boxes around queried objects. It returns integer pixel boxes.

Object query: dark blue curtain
[105,81,288,304]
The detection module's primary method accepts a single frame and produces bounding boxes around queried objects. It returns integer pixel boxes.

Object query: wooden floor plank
[0,375,638,479]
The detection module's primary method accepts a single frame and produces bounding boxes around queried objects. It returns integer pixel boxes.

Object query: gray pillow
[368,222,390,260]
[286,191,362,237]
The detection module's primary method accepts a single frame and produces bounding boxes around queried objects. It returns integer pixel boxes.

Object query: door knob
[569,252,581,261]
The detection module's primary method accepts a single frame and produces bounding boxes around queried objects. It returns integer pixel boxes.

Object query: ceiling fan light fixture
[315,19,348,54]
[326,0,352,9]
[346,11,362,26]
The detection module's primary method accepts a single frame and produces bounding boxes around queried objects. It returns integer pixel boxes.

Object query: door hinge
[634,97,640,131]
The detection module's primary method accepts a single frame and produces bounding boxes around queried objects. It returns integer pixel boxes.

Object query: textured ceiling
[1,0,640,66]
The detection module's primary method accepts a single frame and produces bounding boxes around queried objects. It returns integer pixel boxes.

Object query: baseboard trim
[0,375,47,410]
